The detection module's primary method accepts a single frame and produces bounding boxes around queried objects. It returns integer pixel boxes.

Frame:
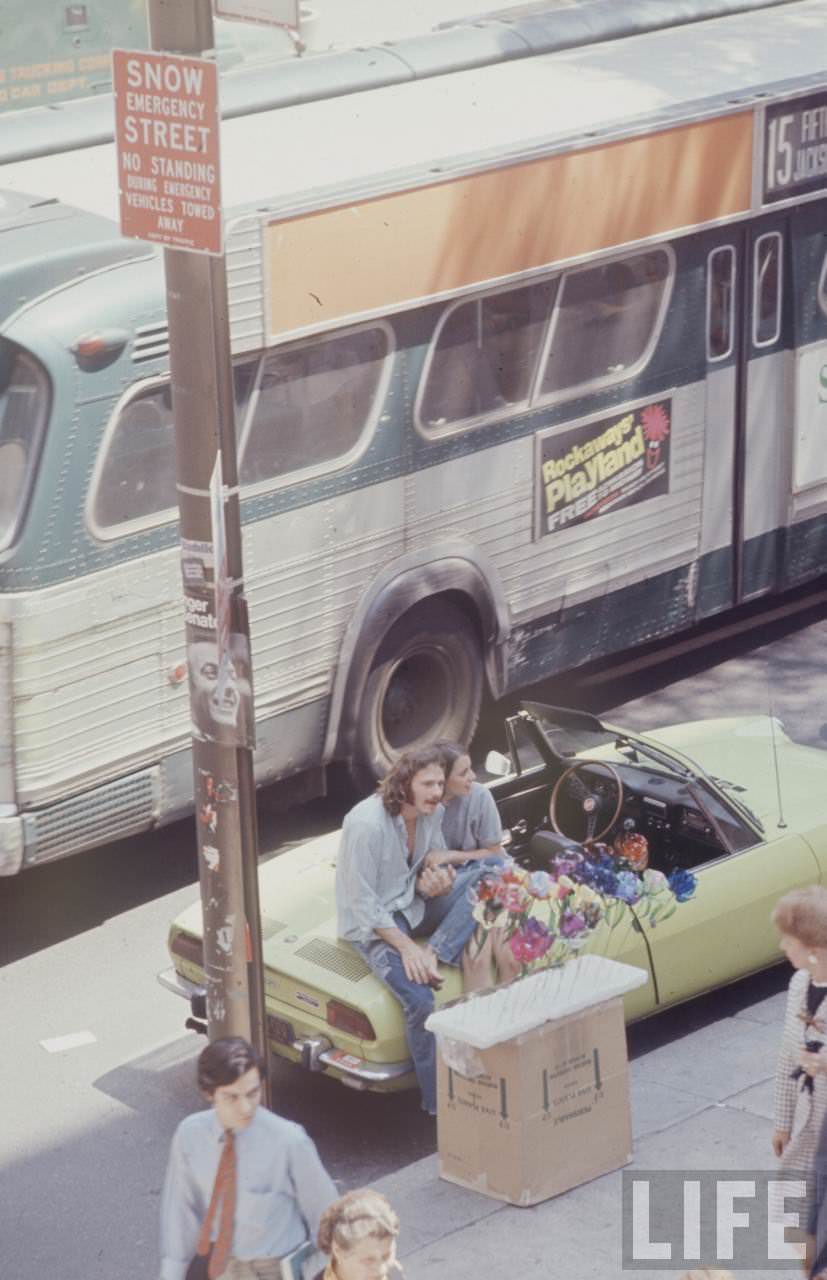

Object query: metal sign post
[118,0,269,1086]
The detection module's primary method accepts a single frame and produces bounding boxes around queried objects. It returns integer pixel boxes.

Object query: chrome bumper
[158,966,413,1086]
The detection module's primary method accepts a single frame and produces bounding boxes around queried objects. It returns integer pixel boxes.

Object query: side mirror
[485,749,512,777]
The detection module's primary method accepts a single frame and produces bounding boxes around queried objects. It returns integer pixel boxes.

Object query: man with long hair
[335,746,487,1115]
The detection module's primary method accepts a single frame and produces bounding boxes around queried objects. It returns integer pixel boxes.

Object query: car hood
[171,830,465,1019]
[636,715,827,832]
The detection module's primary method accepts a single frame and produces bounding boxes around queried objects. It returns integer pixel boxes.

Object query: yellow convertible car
[159,703,827,1094]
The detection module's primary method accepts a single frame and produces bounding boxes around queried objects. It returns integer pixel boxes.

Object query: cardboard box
[426,955,646,1206]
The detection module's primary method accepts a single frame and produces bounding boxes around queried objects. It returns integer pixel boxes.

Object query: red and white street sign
[112,49,222,256]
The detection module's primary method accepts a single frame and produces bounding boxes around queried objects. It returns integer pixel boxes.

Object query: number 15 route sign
[112,49,222,255]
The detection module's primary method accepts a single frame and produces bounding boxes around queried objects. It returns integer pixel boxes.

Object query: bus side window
[418,280,555,432]
[239,326,388,487]
[92,388,178,529]
[539,249,671,397]
[0,344,49,551]
[707,246,735,361]
[817,249,827,320]
[91,361,256,535]
[752,232,782,347]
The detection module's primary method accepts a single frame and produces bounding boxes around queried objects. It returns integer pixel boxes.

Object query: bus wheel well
[346,593,485,791]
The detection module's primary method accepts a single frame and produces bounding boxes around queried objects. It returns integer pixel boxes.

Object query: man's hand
[772,1127,791,1158]
[417,863,455,898]
[399,940,442,987]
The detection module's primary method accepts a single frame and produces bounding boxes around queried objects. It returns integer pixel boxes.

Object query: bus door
[703,214,792,609]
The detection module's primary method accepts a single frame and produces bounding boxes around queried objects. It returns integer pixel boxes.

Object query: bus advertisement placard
[536,400,671,538]
[112,48,222,255]
[763,91,827,204]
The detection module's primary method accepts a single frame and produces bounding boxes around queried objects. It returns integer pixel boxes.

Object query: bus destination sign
[763,91,827,204]
[112,49,222,255]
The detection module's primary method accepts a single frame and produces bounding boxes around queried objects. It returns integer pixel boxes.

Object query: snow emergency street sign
[112,49,222,255]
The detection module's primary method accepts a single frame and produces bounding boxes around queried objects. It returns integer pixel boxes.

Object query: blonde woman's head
[679,1271,735,1280]
[317,1190,401,1280]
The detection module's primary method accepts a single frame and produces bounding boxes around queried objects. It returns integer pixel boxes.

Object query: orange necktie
[194,1129,237,1280]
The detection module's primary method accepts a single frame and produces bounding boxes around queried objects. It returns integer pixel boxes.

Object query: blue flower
[668,868,697,902]
[613,871,642,904]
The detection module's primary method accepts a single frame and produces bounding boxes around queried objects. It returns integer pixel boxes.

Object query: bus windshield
[0,341,49,551]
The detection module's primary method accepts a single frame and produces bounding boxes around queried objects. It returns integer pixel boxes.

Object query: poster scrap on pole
[111,48,222,255]
[181,464,255,749]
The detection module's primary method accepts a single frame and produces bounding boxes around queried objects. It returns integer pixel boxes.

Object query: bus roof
[0,0,825,232]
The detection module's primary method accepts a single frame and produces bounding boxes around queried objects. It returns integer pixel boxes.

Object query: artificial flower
[668,868,697,902]
[613,870,642,904]
[509,917,554,963]
[527,870,554,900]
[642,868,669,895]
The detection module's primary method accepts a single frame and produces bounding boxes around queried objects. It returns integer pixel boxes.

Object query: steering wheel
[550,760,624,844]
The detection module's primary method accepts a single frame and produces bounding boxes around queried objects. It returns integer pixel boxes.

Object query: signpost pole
[142,0,269,1086]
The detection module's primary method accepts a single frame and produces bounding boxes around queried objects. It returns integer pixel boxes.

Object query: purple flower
[509,917,554,962]
[551,851,584,878]
[560,911,586,938]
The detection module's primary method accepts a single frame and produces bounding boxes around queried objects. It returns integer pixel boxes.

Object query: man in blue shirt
[336,746,487,1115]
[160,1037,337,1280]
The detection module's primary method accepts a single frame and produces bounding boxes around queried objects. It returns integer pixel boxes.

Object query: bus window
[90,362,256,536]
[539,249,671,398]
[0,343,49,552]
[239,326,389,486]
[417,281,555,433]
[753,232,782,347]
[707,246,735,361]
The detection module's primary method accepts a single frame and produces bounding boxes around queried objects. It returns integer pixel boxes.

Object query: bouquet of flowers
[471,838,697,973]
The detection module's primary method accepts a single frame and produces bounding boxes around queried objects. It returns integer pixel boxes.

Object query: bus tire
[351,600,483,790]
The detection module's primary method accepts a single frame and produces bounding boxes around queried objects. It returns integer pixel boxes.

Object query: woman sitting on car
[424,740,520,986]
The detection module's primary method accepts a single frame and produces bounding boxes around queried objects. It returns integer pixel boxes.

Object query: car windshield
[527,701,764,834]
[0,340,49,551]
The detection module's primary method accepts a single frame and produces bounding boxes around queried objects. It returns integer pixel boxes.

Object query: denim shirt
[335,793,445,944]
[441,782,502,853]
[159,1107,336,1280]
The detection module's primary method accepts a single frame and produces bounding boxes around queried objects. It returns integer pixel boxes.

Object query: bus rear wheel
[351,600,483,790]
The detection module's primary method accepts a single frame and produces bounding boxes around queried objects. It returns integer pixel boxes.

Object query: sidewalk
[375,980,790,1279]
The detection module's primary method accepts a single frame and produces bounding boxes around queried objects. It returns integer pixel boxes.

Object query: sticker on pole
[112,48,222,255]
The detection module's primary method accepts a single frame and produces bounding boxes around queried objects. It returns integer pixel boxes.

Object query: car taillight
[326,999,376,1041]
[170,931,204,966]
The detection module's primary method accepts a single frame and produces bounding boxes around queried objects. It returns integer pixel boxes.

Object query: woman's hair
[432,740,466,780]
[380,746,444,817]
[679,1271,735,1280]
[197,1036,264,1095]
[317,1189,400,1256]
[772,886,827,947]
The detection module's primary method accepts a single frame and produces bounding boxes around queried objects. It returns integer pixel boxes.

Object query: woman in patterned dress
[772,887,827,1223]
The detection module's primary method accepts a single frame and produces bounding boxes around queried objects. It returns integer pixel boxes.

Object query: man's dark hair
[380,746,445,817]
[197,1036,265,1095]
[432,739,466,780]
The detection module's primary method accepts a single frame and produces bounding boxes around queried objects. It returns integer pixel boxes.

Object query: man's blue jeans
[355,863,487,1114]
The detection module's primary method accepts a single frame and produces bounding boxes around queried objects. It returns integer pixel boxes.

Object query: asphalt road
[2,595,826,1279]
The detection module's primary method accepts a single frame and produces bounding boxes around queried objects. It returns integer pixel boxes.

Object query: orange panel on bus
[264,112,753,339]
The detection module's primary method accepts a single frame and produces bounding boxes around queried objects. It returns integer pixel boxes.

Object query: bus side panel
[787,199,827,585]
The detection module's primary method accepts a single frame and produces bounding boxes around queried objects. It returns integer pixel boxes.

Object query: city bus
[1,0,826,873]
